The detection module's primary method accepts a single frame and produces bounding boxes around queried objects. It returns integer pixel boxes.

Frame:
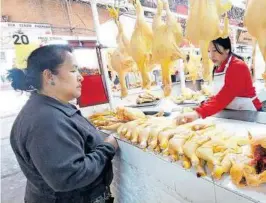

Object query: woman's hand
[176,111,201,125]
[104,135,118,150]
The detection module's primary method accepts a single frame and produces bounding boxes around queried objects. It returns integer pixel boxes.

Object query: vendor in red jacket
[177,37,262,124]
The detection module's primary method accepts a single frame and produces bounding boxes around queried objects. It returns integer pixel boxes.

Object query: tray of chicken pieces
[127,91,161,108]
[171,87,207,107]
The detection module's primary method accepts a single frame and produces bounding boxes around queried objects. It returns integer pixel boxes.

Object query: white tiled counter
[102,119,266,203]
[111,139,216,203]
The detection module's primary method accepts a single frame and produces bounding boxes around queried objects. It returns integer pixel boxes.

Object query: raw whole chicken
[186,0,232,82]
[116,106,146,121]
[196,130,250,179]
[183,132,210,166]
[167,128,194,161]
[166,122,215,161]
[117,119,146,139]
[102,111,266,186]
[250,134,266,179]
[230,132,266,187]
[244,0,266,84]
[152,0,185,96]
[129,0,154,89]
[136,91,160,104]
[229,154,266,187]
[107,7,136,97]
[184,52,202,83]
[89,110,125,130]
[133,117,176,145]
[158,128,185,151]
[148,125,170,151]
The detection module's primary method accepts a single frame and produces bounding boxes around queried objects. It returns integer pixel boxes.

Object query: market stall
[99,0,265,97]
[1,0,265,202]
[84,100,266,203]
[109,119,266,203]
[81,0,266,202]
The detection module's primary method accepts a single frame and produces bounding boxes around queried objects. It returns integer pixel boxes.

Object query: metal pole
[90,0,115,109]
[177,59,186,89]
[233,28,237,52]
[251,38,257,82]
[65,0,73,34]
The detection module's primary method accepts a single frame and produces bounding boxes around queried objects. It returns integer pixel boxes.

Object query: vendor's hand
[176,111,200,125]
[104,135,118,150]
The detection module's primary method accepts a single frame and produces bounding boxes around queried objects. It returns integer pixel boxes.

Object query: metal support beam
[88,0,115,109]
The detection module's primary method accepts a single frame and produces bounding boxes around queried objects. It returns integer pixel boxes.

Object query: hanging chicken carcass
[244,0,266,85]
[128,0,154,90]
[186,0,232,82]
[184,51,202,83]
[151,0,185,96]
[107,7,136,98]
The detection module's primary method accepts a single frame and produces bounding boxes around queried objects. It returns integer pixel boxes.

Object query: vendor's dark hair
[212,37,244,61]
[7,44,72,91]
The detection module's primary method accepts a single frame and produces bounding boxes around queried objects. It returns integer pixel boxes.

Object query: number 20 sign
[13,34,30,45]
[13,34,40,69]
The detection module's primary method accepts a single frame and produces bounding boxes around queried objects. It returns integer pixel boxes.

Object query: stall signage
[1,22,52,49]
[1,22,51,29]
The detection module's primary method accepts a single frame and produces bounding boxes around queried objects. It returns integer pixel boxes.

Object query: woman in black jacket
[8,45,118,203]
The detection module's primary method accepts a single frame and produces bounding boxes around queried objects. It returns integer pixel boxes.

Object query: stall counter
[100,118,266,203]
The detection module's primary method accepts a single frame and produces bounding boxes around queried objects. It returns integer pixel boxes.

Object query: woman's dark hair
[7,44,72,91]
[212,37,244,61]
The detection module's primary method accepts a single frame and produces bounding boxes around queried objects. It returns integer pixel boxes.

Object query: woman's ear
[42,69,54,85]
